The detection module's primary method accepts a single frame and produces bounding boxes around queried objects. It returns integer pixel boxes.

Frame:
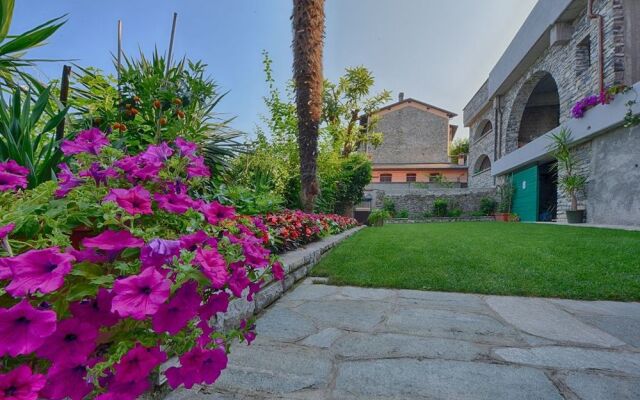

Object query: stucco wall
[587,124,640,226]
[369,106,450,164]
[372,169,467,184]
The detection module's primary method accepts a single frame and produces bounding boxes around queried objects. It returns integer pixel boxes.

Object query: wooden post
[166,12,178,76]
[117,20,122,98]
[55,64,72,141]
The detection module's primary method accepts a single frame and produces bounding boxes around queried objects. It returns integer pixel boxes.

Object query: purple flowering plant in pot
[0,128,285,399]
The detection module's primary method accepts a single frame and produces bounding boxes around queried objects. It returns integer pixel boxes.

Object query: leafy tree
[449,137,469,161]
[323,67,391,156]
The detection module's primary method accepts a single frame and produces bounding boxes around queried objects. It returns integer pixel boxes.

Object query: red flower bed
[263,210,359,253]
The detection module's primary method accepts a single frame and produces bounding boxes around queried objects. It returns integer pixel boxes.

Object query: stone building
[365,94,467,185]
[464,0,640,225]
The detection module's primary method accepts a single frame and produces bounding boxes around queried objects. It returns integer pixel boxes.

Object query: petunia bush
[263,209,358,253]
[0,129,283,400]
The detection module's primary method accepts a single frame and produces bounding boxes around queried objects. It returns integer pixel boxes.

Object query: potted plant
[495,182,514,222]
[368,209,391,227]
[550,129,587,223]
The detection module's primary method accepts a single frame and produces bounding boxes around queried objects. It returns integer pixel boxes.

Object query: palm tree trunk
[292,0,325,212]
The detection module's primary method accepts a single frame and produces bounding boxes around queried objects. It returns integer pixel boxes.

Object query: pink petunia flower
[5,247,75,297]
[70,288,119,328]
[140,142,173,163]
[241,235,270,268]
[228,262,251,298]
[0,258,12,280]
[196,320,214,348]
[81,230,144,252]
[140,238,181,269]
[174,138,198,157]
[115,155,163,183]
[152,281,201,334]
[154,192,195,214]
[0,160,29,176]
[0,160,29,192]
[0,365,46,400]
[78,163,119,186]
[179,230,208,251]
[0,223,14,240]
[194,247,229,289]
[54,163,84,198]
[240,319,257,345]
[37,318,97,364]
[0,299,57,356]
[165,346,227,389]
[271,261,285,281]
[199,291,230,321]
[247,279,263,302]
[66,247,109,264]
[104,186,153,215]
[97,379,149,400]
[111,267,171,319]
[113,344,167,382]
[185,156,210,179]
[61,128,110,156]
[41,363,93,400]
[200,201,235,225]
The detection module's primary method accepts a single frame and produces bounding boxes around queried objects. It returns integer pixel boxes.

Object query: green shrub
[397,209,409,218]
[433,198,448,217]
[382,198,396,216]
[479,197,498,216]
[368,209,391,227]
[448,208,463,218]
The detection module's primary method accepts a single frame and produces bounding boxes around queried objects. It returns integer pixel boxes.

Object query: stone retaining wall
[373,188,498,219]
[214,226,365,330]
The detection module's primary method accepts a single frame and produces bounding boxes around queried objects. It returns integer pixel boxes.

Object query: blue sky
[12,0,537,139]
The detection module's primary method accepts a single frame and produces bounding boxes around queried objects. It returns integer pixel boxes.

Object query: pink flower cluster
[0,160,29,192]
[571,91,612,119]
[0,130,279,399]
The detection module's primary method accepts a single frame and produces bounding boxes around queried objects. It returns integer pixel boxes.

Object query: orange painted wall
[372,169,468,183]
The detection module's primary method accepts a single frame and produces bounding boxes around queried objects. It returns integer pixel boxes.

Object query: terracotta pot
[494,213,510,222]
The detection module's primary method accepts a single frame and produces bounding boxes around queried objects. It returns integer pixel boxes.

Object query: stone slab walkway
[167,281,640,400]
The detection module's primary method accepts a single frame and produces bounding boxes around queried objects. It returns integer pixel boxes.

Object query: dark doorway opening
[538,161,557,221]
[518,74,560,148]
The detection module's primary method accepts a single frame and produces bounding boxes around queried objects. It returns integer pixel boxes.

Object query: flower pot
[566,210,585,224]
[494,213,510,222]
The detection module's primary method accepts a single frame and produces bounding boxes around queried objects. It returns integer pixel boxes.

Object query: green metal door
[511,165,539,222]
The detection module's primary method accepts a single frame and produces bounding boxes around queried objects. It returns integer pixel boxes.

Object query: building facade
[366,96,467,185]
[464,0,640,225]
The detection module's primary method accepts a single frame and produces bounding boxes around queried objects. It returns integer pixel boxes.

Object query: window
[380,174,392,182]
[429,173,442,183]
[474,155,492,174]
[576,35,591,75]
[476,121,493,141]
[406,173,416,182]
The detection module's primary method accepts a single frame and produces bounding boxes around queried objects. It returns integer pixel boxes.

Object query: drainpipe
[588,0,605,93]
[494,95,503,186]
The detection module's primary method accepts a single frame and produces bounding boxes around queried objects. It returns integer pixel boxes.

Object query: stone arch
[473,154,492,174]
[473,119,493,142]
[505,71,560,153]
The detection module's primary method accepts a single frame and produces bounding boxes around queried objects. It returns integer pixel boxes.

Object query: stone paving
[167,281,640,400]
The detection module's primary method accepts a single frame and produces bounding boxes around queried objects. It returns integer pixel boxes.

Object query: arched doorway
[506,71,561,152]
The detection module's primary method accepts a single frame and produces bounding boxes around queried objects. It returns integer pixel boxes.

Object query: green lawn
[312,222,640,301]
